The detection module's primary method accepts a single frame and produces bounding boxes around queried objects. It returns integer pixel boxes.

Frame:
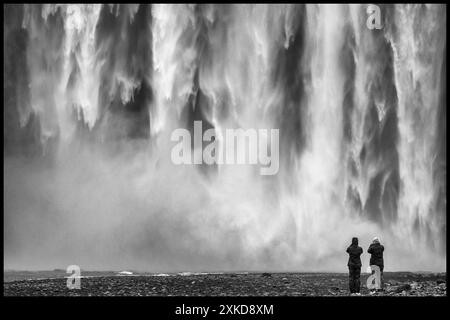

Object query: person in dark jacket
[346,237,363,295]
[368,237,384,290]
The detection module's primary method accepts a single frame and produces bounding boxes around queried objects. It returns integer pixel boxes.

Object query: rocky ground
[3,272,446,296]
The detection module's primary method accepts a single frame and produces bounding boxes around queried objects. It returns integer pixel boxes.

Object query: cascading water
[4,4,446,272]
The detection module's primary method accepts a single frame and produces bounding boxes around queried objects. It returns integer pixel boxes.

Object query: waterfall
[4,4,446,271]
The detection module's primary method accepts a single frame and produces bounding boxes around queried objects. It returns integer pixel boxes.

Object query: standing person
[346,237,363,295]
[368,237,384,291]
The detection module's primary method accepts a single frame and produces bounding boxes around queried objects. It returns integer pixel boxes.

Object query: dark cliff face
[93,4,152,143]
[4,4,153,155]
[4,5,33,156]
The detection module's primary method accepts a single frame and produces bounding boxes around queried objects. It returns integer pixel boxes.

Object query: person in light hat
[368,236,384,291]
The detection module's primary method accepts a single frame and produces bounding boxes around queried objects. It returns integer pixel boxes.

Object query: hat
[372,237,380,243]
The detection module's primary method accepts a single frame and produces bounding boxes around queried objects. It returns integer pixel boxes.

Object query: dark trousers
[378,265,384,290]
[348,266,361,293]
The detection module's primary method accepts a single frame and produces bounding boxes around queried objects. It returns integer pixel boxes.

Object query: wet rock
[411,282,420,289]
[331,286,340,291]
[328,289,337,295]
[261,273,271,277]
[394,284,411,293]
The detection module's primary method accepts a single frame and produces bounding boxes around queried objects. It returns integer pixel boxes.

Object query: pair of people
[346,237,384,295]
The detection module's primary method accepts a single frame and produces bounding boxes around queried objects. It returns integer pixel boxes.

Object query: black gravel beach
[4,272,446,297]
